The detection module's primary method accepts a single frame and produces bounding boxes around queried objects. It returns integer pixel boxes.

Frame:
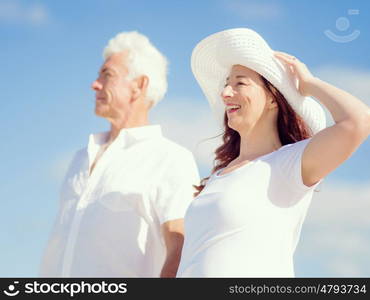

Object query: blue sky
[1,0,369,277]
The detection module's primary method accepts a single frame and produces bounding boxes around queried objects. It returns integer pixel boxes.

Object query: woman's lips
[226,104,241,114]
[228,107,240,113]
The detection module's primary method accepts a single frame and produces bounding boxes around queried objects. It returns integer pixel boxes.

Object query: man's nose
[91,79,102,91]
[221,85,233,99]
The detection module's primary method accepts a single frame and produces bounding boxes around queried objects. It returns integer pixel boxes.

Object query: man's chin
[95,108,108,118]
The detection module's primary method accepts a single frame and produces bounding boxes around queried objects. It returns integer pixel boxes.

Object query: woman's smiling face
[221,64,275,133]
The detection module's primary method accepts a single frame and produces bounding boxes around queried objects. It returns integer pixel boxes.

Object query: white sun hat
[191,28,326,134]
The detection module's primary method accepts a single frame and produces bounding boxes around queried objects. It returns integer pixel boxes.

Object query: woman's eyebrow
[225,75,250,83]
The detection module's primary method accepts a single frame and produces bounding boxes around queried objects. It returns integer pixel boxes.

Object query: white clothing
[177,138,322,277]
[39,124,200,277]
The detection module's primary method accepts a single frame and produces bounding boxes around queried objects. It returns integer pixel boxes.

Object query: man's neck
[108,118,150,144]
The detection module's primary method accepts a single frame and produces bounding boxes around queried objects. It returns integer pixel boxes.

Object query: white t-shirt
[39,124,200,277]
[176,138,322,278]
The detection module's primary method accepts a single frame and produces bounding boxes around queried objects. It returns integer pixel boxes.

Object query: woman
[176,28,370,277]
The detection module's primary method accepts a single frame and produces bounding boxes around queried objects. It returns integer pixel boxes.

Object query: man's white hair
[103,31,168,106]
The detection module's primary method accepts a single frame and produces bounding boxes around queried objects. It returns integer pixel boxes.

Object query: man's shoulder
[64,147,88,171]
[155,137,200,183]
[157,136,194,159]
[73,146,88,160]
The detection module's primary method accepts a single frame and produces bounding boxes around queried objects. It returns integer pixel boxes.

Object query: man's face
[91,51,135,121]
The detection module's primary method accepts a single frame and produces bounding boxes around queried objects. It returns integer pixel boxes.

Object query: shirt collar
[88,124,163,150]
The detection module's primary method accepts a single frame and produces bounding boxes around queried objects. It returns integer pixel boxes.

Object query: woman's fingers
[274,52,297,76]
[273,51,314,96]
[274,51,298,65]
[274,51,295,59]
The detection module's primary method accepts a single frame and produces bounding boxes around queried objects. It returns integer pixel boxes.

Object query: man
[39,31,200,277]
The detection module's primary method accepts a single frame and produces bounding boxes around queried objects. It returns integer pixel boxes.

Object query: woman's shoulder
[279,138,312,152]
[268,138,313,163]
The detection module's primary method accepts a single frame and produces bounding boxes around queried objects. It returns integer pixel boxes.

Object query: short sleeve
[277,138,323,193]
[154,150,200,225]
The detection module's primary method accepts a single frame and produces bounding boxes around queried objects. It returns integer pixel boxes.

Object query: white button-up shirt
[39,124,200,277]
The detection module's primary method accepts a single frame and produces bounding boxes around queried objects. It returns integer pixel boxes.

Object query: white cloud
[297,180,370,276]
[0,0,49,25]
[27,3,48,25]
[314,66,370,105]
[298,226,370,276]
[313,65,370,126]
[326,257,362,277]
[307,181,370,226]
[225,0,283,20]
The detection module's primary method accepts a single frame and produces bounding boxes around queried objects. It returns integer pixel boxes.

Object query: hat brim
[191,28,326,134]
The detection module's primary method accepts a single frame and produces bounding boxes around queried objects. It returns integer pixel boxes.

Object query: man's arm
[160,218,185,278]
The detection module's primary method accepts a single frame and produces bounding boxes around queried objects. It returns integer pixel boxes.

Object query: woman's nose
[221,85,233,99]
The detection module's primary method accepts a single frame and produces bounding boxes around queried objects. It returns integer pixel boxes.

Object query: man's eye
[102,71,113,78]
[237,82,246,85]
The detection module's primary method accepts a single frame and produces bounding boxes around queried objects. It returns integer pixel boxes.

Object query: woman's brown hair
[193,75,313,197]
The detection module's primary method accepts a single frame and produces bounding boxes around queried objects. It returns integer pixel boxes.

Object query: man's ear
[132,75,149,101]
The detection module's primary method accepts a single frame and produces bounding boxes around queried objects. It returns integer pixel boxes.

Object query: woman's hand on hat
[274,51,317,97]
